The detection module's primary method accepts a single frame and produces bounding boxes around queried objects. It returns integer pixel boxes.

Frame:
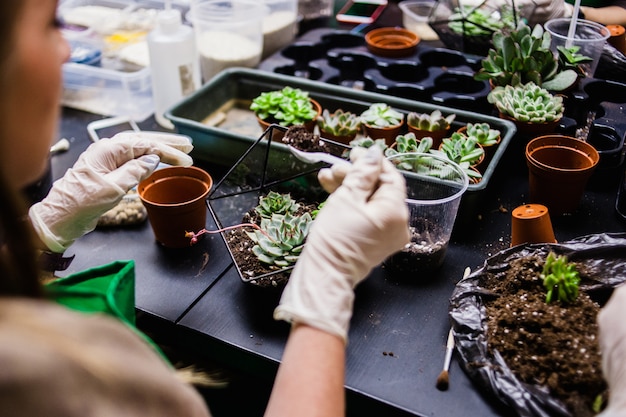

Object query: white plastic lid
[156,8,182,34]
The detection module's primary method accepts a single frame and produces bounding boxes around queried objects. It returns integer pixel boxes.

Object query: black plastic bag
[449,232,626,417]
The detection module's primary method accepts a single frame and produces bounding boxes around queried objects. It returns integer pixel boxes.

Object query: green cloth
[566,0,606,7]
[44,260,169,364]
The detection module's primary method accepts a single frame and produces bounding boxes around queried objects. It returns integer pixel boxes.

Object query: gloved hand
[29,131,194,252]
[598,284,626,416]
[274,147,410,342]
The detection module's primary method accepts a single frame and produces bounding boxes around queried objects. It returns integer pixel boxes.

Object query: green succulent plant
[255,191,300,218]
[407,110,456,132]
[541,252,580,304]
[438,132,485,166]
[474,22,578,92]
[464,122,501,146]
[557,45,594,77]
[247,212,312,267]
[344,136,389,159]
[385,133,433,158]
[250,86,318,127]
[317,109,362,137]
[448,6,516,36]
[487,82,564,123]
[360,103,404,128]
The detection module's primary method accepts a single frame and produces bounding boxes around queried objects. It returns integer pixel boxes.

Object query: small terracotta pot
[407,125,449,149]
[318,129,357,145]
[365,27,420,58]
[138,166,213,248]
[607,24,626,54]
[510,204,557,247]
[256,99,322,142]
[363,121,404,146]
[525,135,599,215]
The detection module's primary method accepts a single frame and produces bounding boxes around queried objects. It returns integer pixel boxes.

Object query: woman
[0,1,411,416]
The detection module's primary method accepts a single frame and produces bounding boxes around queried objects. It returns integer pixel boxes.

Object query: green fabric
[44,260,170,365]
[566,0,604,7]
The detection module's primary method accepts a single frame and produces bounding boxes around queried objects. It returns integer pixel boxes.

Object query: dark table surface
[48,2,626,416]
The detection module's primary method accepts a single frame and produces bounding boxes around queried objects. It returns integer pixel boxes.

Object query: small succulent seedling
[438,132,484,165]
[464,122,500,146]
[250,86,318,126]
[407,110,455,132]
[360,103,404,128]
[557,45,594,77]
[255,191,300,218]
[385,134,433,158]
[541,252,580,304]
[247,213,312,267]
[317,109,362,137]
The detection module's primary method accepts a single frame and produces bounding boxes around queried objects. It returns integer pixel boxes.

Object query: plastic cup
[399,0,439,41]
[385,153,469,275]
[544,18,610,77]
[187,0,268,82]
[297,0,334,22]
[261,0,298,58]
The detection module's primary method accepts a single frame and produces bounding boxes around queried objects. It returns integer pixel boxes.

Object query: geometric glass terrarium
[208,125,347,288]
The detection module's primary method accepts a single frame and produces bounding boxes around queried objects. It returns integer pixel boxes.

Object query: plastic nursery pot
[256,98,322,142]
[407,125,449,149]
[365,27,420,58]
[607,24,626,54]
[525,135,600,216]
[363,120,404,146]
[510,204,557,247]
[384,152,469,277]
[499,112,560,137]
[138,166,213,248]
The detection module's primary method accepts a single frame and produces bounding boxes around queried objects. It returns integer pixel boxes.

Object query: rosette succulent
[464,122,501,146]
[317,109,362,138]
[255,191,300,218]
[385,133,433,158]
[360,103,404,128]
[247,212,312,267]
[487,82,564,123]
[407,110,456,132]
[438,132,485,166]
[250,86,318,126]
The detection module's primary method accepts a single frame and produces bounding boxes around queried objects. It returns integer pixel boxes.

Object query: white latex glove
[598,284,626,417]
[274,147,411,342]
[29,131,194,252]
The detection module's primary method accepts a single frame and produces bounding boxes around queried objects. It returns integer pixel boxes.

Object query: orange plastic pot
[138,166,213,248]
[365,27,420,57]
[525,135,599,215]
[510,204,557,247]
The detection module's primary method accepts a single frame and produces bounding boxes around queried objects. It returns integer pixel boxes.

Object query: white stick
[566,0,583,48]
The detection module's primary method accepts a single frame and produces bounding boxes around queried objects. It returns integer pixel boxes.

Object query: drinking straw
[566,0,582,47]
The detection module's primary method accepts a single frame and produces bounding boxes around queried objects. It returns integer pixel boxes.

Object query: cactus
[247,213,312,267]
[487,82,564,123]
[317,109,362,137]
[255,191,300,218]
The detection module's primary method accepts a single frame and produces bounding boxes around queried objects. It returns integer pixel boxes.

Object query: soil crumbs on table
[482,254,607,417]
[225,200,318,288]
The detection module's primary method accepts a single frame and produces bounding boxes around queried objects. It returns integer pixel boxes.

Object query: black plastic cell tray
[258,28,492,114]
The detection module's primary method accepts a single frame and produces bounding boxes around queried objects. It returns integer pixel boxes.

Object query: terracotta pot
[607,24,626,55]
[499,112,560,137]
[256,99,322,142]
[138,166,213,248]
[407,125,449,149]
[363,120,404,146]
[525,135,599,215]
[365,27,420,58]
[318,129,357,145]
[510,204,557,247]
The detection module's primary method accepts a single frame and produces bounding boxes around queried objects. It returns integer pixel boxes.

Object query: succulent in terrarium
[407,110,456,132]
[247,212,312,267]
[474,22,578,92]
[255,191,300,218]
[464,122,501,146]
[487,82,564,123]
[360,103,404,128]
[317,109,362,137]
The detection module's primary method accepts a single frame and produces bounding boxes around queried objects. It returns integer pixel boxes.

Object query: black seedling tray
[258,28,492,114]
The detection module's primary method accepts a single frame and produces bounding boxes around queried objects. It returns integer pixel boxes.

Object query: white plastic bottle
[147,7,200,129]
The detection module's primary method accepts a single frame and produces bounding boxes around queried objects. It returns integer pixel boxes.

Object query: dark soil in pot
[481,253,606,417]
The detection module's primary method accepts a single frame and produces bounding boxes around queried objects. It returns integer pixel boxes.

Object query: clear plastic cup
[544,18,610,77]
[385,152,469,275]
[262,0,298,58]
[399,0,439,41]
[188,0,268,82]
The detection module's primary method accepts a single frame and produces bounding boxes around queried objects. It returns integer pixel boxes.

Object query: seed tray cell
[257,28,492,114]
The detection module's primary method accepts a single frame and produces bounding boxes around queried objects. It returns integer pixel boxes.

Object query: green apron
[44,260,169,365]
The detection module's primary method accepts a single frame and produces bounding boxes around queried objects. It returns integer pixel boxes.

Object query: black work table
[52,102,626,417]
